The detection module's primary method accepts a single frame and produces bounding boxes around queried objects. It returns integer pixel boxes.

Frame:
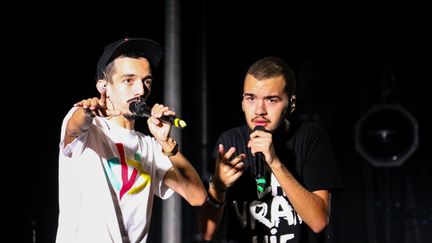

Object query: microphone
[253,126,268,193]
[129,101,187,128]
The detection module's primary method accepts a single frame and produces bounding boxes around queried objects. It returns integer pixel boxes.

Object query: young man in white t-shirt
[56,37,207,243]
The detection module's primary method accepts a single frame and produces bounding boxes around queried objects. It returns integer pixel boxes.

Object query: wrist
[161,138,178,157]
[206,194,225,209]
[269,158,284,172]
[209,176,228,192]
[82,108,95,118]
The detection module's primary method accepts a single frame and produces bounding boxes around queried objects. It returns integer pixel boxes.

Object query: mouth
[127,96,143,104]
[252,117,270,127]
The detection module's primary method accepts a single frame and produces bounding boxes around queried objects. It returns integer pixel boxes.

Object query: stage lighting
[355,104,418,167]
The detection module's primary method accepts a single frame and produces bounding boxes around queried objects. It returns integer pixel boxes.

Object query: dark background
[10,0,431,242]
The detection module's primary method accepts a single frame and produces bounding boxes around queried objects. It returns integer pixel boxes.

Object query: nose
[134,81,145,97]
[255,99,267,115]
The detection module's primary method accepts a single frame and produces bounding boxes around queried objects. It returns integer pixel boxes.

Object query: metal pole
[162,0,182,242]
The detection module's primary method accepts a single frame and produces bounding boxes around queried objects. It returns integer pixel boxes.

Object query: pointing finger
[99,90,107,107]
[223,147,236,161]
[216,144,224,163]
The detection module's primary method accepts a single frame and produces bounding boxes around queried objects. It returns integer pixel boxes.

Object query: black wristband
[206,195,225,209]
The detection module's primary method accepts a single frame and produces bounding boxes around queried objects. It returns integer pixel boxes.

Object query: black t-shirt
[209,120,343,243]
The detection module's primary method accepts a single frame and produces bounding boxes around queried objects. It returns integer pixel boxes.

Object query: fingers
[74,98,97,110]
[229,169,244,183]
[73,99,87,108]
[99,90,107,106]
[217,152,245,189]
[249,130,272,143]
[216,144,225,164]
[220,153,246,176]
[217,146,244,169]
[147,116,162,126]
[223,147,237,161]
[151,103,175,118]
[248,130,272,153]
[221,154,246,172]
[73,95,114,118]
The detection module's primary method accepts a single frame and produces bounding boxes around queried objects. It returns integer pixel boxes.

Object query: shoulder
[296,121,329,136]
[292,121,332,147]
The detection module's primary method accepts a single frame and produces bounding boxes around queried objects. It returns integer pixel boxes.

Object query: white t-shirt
[56,107,174,243]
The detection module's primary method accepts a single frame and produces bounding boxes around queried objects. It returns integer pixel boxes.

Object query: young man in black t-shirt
[200,57,343,243]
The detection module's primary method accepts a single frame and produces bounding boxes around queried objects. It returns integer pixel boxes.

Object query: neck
[109,115,135,130]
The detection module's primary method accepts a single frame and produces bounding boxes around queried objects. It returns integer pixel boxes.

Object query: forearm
[200,184,226,240]
[167,152,207,206]
[64,107,93,146]
[270,159,329,233]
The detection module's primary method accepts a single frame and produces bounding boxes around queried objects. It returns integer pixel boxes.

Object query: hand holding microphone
[129,100,187,128]
[252,126,268,194]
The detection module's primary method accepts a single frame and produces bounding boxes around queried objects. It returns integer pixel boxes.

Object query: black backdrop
[11,1,432,242]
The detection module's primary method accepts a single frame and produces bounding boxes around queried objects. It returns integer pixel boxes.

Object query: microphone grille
[129,101,138,114]
[129,101,145,114]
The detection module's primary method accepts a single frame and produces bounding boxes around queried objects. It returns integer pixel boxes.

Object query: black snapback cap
[96,37,163,80]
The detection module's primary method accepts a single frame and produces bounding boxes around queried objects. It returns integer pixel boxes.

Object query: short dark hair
[102,51,150,81]
[247,56,296,95]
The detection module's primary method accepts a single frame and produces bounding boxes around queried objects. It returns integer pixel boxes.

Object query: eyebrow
[243,93,282,100]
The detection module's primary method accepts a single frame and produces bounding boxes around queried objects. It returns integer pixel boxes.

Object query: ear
[288,95,296,113]
[96,80,108,95]
[241,100,245,112]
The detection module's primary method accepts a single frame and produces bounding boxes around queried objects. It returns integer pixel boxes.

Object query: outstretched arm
[64,90,120,147]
